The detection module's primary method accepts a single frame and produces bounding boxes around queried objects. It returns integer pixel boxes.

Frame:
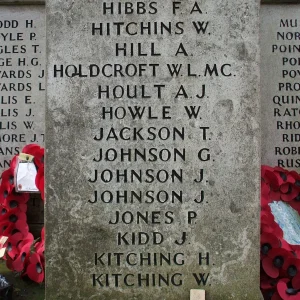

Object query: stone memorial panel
[46,1,261,299]
[0,4,45,174]
[261,4,300,171]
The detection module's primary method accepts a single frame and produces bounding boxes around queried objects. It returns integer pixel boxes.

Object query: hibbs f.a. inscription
[46,1,261,299]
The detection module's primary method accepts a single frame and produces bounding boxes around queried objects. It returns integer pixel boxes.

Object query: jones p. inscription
[86,2,218,290]
[0,6,45,173]
[47,1,261,299]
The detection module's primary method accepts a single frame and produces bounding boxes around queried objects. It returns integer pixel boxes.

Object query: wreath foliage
[261,166,300,300]
[0,144,44,283]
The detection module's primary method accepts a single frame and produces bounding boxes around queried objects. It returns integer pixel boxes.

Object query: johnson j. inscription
[46,1,261,299]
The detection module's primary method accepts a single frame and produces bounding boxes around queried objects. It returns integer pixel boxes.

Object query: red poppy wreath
[261,166,300,300]
[0,144,45,283]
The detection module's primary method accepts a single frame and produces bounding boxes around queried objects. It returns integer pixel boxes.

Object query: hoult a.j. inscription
[46,1,261,299]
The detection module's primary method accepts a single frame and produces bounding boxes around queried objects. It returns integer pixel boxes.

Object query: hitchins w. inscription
[46,1,261,299]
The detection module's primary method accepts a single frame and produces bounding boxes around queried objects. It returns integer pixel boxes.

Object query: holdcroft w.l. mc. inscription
[46,1,261,299]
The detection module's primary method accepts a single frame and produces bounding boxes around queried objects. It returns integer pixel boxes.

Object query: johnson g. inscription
[54,2,215,287]
[0,6,45,174]
[46,1,261,299]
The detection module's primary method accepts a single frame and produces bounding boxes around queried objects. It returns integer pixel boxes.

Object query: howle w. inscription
[46,0,261,299]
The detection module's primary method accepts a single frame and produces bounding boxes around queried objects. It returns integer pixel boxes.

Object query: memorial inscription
[261,4,300,171]
[0,5,45,174]
[46,1,261,299]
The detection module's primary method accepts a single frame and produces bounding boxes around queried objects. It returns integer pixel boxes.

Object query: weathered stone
[46,0,261,299]
[261,4,300,172]
[0,5,45,173]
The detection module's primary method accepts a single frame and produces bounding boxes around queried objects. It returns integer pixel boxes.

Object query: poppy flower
[0,208,27,228]
[262,167,299,203]
[0,169,15,194]
[11,233,34,272]
[17,232,34,250]
[262,248,295,278]
[3,192,28,213]
[277,279,300,300]
[0,185,10,206]
[261,233,281,258]
[283,257,300,279]
[263,168,281,191]
[261,272,278,290]
[280,183,299,202]
[275,169,296,185]
[25,253,44,283]
[0,223,14,237]
[261,284,284,300]
[12,221,29,237]
[0,209,29,240]
[6,232,23,260]
[261,166,300,299]
[22,144,44,169]
[22,144,41,157]
[34,148,44,170]
[262,165,279,178]
[1,217,29,239]
[12,243,31,272]
[0,147,45,283]
[8,156,18,173]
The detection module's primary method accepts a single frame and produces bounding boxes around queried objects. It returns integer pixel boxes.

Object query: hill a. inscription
[46,1,261,299]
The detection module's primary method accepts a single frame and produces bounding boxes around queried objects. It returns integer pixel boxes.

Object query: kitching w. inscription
[64,0,216,292]
[92,252,210,288]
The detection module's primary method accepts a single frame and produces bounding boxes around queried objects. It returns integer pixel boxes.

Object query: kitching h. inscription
[51,1,238,289]
[92,252,210,287]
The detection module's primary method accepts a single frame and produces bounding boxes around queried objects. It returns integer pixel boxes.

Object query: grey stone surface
[261,5,300,172]
[46,0,261,299]
[0,5,45,174]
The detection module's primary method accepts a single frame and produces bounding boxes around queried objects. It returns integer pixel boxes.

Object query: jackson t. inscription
[46,1,261,299]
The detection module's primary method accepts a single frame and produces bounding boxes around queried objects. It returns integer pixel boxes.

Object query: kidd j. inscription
[261,5,300,172]
[46,1,261,299]
[0,5,45,174]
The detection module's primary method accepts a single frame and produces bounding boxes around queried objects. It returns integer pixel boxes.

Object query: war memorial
[0,0,300,299]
